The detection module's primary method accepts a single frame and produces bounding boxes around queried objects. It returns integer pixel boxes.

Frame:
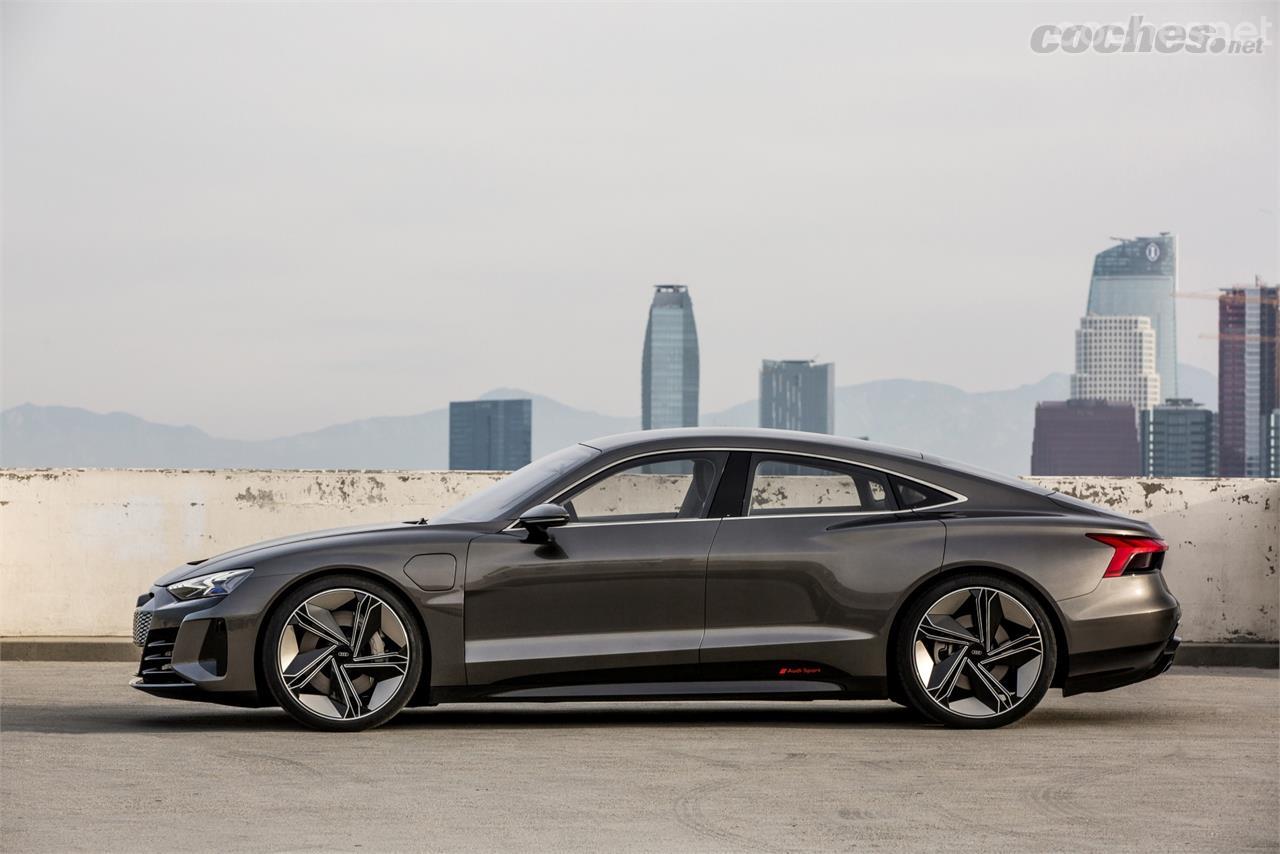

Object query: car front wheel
[896,573,1056,729]
[261,575,424,732]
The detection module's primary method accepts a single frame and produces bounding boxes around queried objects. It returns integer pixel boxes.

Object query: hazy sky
[3,1,1276,439]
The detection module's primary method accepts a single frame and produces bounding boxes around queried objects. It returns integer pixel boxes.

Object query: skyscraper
[1141,399,1216,477]
[1268,409,1280,477]
[1070,315,1161,412]
[1087,234,1178,397]
[1218,282,1279,476]
[1031,400,1141,476]
[641,285,699,430]
[449,399,532,471]
[759,360,834,434]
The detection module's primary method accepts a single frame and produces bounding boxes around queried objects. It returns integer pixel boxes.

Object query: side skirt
[421,665,888,706]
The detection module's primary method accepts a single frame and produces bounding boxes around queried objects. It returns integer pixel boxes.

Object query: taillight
[1087,533,1168,578]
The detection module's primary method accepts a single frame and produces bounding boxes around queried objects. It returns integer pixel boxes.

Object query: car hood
[152,522,423,587]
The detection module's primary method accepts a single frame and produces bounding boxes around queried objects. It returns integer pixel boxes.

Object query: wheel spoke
[973,589,1004,652]
[344,652,409,679]
[967,659,1014,713]
[284,645,336,691]
[293,605,349,648]
[332,660,365,719]
[925,649,968,702]
[349,593,378,655]
[982,633,1042,667]
[919,615,979,646]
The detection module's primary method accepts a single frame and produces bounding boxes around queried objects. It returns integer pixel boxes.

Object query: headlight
[166,568,254,601]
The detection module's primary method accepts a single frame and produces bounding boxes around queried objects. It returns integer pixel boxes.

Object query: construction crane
[1176,290,1278,304]
[1175,276,1275,303]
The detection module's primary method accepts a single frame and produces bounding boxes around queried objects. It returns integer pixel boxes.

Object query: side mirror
[517,503,571,543]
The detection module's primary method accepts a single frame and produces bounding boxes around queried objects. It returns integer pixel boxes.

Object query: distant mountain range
[0,364,1216,475]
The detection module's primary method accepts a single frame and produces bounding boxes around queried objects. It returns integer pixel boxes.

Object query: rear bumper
[1062,633,1180,696]
[1058,571,1181,696]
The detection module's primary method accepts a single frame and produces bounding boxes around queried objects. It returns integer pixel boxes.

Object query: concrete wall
[1,470,1276,642]
[0,470,503,637]
[1027,477,1277,644]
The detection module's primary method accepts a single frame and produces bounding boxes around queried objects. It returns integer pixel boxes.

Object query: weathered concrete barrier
[0,470,503,638]
[1027,477,1277,646]
[1,470,1275,645]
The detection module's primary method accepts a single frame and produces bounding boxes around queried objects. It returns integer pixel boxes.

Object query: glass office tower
[759,359,835,434]
[1141,399,1216,477]
[641,285,699,429]
[1218,284,1279,476]
[448,399,532,471]
[1087,234,1178,397]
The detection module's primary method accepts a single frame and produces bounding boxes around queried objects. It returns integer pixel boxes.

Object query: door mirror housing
[517,503,571,543]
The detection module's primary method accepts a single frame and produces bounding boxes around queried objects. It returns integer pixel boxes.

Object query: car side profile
[131,428,1181,731]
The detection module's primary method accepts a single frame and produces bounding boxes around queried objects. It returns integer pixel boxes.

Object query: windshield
[429,443,600,525]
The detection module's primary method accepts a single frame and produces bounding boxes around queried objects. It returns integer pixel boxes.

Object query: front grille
[137,627,183,685]
[133,610,152,647]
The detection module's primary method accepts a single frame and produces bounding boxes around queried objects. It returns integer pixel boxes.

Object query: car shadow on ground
[0,699,1183,735]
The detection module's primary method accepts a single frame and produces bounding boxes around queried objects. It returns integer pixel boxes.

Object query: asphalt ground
[1,663,1276,853]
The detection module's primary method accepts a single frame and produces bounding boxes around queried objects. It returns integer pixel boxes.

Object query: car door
[463,451,728,686]
[702,452,947,686]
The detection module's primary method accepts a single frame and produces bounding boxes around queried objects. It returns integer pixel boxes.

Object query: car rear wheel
[896,573,1056,729]
[261,575,424,732]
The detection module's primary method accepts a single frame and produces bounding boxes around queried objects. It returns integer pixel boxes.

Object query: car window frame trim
[739,450,900,519]
[555,449,729,527]
[503,447,968,531]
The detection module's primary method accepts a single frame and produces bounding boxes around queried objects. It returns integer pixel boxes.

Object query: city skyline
[4,2,1273,440]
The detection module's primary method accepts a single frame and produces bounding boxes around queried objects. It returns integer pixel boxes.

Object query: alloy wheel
[912,585,1044,719]
[276,588,411,721]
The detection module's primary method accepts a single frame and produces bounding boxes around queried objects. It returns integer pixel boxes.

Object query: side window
[559,453,726,523]
[890,476,956,509]
[747,456,893,516]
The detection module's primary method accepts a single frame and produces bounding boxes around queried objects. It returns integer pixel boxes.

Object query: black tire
[895,573,1057,729]
[261,574,425,732]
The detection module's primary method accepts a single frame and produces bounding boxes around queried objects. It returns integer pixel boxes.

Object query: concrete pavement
[2,663,1276,852]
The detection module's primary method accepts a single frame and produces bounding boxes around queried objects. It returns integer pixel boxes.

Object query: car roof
[579,427,1055,502]
[580,427,926,463]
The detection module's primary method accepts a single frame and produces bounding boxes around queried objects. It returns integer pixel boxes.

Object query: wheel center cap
[336,648,352,659]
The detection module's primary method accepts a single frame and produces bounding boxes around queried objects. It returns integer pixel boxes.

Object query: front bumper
[1058,571,1181,697]
[129,580,271,707]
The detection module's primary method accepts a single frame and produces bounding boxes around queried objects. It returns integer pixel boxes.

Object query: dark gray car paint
[702,512,946,680]
[132,427,1180,708]
[463,520,719,683]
